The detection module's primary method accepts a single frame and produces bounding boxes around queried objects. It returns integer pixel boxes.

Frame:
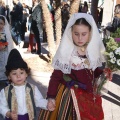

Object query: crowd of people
[0,0,120,120]
[106,4,120,32]
[0,0,45,55]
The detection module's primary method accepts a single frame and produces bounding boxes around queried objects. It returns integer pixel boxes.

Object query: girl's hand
[0,46,6,51]
[47,98,56,111]
[10,111,18,120]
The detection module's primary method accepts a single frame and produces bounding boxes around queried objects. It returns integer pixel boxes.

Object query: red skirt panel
[73,87,104,120]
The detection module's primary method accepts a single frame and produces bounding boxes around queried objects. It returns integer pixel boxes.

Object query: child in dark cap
[0,49,54,120]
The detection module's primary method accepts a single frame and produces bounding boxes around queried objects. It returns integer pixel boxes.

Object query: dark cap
[5,49,28,70]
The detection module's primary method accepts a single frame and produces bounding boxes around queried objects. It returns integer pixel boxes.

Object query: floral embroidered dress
[0,15,14,81]
[39,48,104,120]
[0,32,8,80]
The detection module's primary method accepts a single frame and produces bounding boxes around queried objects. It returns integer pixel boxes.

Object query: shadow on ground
[102,73,120,106]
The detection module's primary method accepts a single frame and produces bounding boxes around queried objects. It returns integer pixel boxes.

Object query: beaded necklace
[77,51,97,102]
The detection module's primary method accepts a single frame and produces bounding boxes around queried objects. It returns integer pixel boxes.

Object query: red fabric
[28,33,34,51]
[47,68,103,98]
[0,42,8,46]
[50,13,54,22]
[74,88,104,120]
[47,70,64,98]
[104,68,112,81]
[28,33,37,51]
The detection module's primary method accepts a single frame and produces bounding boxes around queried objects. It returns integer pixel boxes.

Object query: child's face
[8,68,28,86]
[72,24,91,47]
[0,19,5,31]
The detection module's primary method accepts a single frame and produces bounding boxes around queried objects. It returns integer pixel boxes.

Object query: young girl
[38,13,106,119]
[0,15,13,84]
[0,49,54,120]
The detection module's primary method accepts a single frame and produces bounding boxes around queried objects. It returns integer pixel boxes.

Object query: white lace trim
[70,49,90,70]
[52,48,90,73]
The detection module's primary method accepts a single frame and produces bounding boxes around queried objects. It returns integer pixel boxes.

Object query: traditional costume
[0,15,13,81]
[0,49,48,120]
[38,13,105,120]
[0,82,47,120]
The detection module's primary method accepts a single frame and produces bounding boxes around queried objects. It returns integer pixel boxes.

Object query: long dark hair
[73,18,91,31]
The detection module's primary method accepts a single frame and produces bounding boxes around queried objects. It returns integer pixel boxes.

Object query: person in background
[10,0,23,47]
[81,1,88,13]
[61,2,70,33]
[105,4,120,32]
[38,13,107,120]
[0,49,54,120]
[98,8,103,26]
[0,0,6,17]
[0,15,14,88]
[78,4,83,13]
[30,0,43,55]
[6,5,10,23]
[96,8,100,25]
[26,3,37,53]
[21,3,29,42]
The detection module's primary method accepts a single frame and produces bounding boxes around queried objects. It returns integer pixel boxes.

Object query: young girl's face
[72,24,91,47]
[8,68,28,86]
[0,19,5,31]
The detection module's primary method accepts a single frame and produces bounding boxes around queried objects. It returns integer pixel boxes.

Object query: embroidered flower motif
[0,34,5,40]
[71,56,83,65]
[0,33,8,47]
[71,56,89,69]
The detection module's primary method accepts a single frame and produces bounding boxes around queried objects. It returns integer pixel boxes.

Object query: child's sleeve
[0,89,10,118]
[34,86,48,110]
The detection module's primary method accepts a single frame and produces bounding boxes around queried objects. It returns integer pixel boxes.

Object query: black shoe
[31,49,36,54]
[36,51,41,55]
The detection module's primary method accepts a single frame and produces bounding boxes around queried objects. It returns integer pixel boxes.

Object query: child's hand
[47,98,56,111]
[6,111,18,120]
[10,111,18,120]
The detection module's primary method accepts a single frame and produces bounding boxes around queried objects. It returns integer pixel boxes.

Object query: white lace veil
[0,15,14,53]
[52,13,105,74]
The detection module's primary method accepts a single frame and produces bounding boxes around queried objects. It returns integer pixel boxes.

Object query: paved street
[0,32,120,120]
[101,72,120,120]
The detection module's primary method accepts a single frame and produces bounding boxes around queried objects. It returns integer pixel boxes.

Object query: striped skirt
[38,84,104,120]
